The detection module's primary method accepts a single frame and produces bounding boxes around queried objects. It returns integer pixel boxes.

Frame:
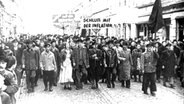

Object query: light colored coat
[40,51,57,71]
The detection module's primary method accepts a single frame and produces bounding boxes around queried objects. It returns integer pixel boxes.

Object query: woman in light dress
[58,42,74,90]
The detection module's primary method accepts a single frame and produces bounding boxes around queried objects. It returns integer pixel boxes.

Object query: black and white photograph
[0,0,184,104]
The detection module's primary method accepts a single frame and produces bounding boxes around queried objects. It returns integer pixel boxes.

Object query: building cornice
[138,1,184,18]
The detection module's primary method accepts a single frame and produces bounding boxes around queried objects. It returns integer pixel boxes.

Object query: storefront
[136,1,184,41]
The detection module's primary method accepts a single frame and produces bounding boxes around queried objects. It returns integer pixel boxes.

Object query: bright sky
[20,0,81,34]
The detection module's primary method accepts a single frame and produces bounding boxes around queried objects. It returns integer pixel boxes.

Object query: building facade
[71,0,140,39]
[0,0,23,39]
[136,0,184,41]
[67,0,184,41]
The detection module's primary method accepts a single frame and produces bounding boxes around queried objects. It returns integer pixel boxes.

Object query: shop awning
[136,21,149,24]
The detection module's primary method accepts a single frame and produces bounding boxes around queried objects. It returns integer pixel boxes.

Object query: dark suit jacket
[22,48,39,70]
[72,46,89,69]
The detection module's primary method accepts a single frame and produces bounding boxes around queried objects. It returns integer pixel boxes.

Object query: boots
[121,81,125,87]
[49,84,53,91]
[126,80,130,88]
[112,81,115,88]
[151,91,156,96]
[91,80,96,89]
[170,84,175,89]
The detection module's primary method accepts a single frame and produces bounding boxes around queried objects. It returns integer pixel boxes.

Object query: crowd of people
[0,34,184,104]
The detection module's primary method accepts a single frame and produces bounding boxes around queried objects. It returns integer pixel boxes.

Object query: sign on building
[83,18,112,29]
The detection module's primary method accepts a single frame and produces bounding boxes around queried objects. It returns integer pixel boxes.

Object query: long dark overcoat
[161,49,177,78]
[89,48,103,79]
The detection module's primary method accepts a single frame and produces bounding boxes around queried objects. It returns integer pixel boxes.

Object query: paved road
[17,79,184,104]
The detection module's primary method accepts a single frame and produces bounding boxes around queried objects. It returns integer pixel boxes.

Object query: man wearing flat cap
[22,40,39,93]
[141,42,159,96]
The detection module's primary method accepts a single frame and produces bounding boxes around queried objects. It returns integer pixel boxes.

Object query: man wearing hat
[83,37,92,84]
[161,43,177,88]
[22,40,39,93]
[72,38,89,90]
[40,42,57,91]
[12,39,25,87]
[105,40,118,88]
[32,40,41,87]
[88,40,103,89]
[141,43,159,96]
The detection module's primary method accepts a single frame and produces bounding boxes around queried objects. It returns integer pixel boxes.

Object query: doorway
[177,18,184,41]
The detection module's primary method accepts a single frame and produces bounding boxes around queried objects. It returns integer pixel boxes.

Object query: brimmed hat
[114,40,120,44]
[122,41,128,46]
[146,43,153,47]
[85,37,90,41]
[44,42,51,48]
[106,40,114,45]
[165,43,172,47]
[26,40,33,44]
[51,39,56,44]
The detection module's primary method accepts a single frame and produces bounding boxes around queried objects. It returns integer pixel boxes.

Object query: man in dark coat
[105,40,118,88]
[161,43,177,88]
[32,41,41,87]
[50,40,60,86]
[155,42,167,83]
[12,40,25,87]
[22,40,39,93]
[72,38,89,90]
[100,44,108,83]
[83,37,91,84]
[89,40,103,89]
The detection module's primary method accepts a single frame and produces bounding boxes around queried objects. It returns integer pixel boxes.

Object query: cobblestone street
[16,79,184,104]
